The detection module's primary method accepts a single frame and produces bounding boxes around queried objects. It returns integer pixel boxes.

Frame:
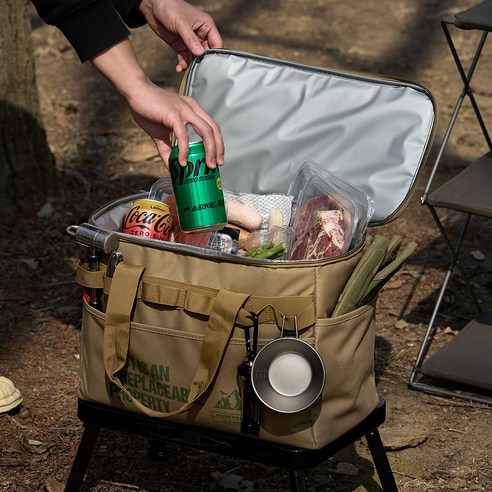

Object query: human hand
[128,78,225,169]
[90,40,224,169]
[138,0,223,72]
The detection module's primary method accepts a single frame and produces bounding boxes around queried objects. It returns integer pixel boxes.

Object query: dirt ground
[1,0,492,490]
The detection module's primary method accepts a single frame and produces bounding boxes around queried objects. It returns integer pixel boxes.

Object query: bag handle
[103,261,249,418]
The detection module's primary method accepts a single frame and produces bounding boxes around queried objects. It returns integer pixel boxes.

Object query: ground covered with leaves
[1,1,492,490]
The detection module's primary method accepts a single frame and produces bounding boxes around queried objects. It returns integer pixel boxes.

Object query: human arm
[137,0,223,73]
[31,0,225,168]
[31,0,143,62]
[90,39,224,168]
[31,0,223,70]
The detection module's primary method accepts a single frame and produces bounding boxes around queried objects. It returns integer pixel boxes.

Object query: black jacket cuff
[56,0,131,62]
[113,0,146,28]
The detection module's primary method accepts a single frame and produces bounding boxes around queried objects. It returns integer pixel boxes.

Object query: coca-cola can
[123,199,173,241]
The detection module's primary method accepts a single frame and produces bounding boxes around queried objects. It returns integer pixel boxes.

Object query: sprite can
[169,140,227,232]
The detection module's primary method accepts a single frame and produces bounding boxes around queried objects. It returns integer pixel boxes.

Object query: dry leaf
[334,462,359,475]
[210,471,255,491]
[470,250,485,261]
[443,326,458,335]
[385,278,405,289]
[45,479,65,492]
[395,319,409,329]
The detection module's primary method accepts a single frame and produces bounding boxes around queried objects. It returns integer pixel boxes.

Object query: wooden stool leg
[289,469,308,492]
[365,429,398,492]
[64,423,100,492]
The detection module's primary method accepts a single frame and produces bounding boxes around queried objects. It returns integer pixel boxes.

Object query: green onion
[245,242,287,259]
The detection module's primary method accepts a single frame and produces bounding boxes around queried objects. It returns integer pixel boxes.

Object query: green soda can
[169,141,227,232]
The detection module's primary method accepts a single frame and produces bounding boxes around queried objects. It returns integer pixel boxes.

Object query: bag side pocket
[260,305,378,449]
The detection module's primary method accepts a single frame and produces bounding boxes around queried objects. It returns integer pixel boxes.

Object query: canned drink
[123,199,173,241]
[169,141,227,232]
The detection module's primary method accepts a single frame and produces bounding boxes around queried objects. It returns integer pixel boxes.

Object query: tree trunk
[0,0,59,209]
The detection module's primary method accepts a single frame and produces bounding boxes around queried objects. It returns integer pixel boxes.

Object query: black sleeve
[113,0,146,28]
[31,0,146,63]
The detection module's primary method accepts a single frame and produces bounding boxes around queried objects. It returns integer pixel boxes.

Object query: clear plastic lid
[288,160,374,258]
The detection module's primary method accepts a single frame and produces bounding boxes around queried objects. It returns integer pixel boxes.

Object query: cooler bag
[70,49,437,450]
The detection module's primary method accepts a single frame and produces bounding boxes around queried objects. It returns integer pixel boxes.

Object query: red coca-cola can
[123,199,173,241]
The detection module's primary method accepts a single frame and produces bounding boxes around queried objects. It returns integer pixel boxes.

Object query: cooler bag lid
[183,49,437,225]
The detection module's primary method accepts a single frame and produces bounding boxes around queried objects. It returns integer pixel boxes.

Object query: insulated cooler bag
[71,49,437,450]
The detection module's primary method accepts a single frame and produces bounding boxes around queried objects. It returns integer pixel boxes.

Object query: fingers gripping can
[169,141,227,232]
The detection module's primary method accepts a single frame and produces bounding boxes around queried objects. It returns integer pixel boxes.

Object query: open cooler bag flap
[183,49,437,224]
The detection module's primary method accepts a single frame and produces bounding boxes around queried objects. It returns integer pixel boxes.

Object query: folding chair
[409,0,492,405]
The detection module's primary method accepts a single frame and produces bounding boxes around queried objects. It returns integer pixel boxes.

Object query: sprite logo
[169,155,217,186]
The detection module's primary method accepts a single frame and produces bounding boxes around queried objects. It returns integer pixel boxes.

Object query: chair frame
[64,397,398,491]
[409,15,492,405]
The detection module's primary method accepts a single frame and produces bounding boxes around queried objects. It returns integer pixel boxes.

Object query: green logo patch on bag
[212,389,241,426]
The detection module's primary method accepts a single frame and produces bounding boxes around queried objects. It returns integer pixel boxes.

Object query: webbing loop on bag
[139,279,315,330]
[76,261,317,330]
[103,261,250,418]
[76,260,105,289]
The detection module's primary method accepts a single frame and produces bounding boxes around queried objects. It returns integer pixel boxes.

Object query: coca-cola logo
[123,205,172,236]
[169,156,216,185]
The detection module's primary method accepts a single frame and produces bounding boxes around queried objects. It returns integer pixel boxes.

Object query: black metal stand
[65,397,397,491]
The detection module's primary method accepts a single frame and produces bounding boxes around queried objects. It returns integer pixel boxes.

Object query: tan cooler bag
[71,49,437,450]
[75,235,380,450]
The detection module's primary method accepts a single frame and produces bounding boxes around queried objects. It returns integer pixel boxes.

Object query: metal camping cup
[251,315,325,413]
